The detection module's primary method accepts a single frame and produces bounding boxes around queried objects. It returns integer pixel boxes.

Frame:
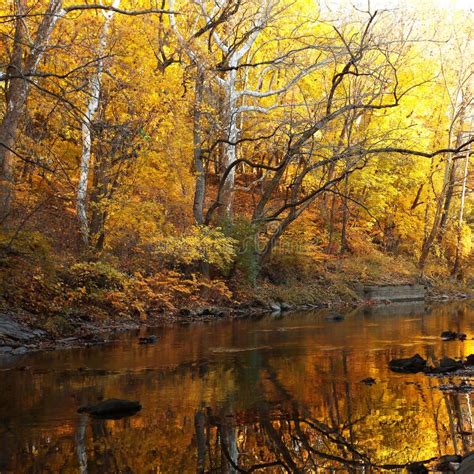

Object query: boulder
[12,346,28,355]
[269,303,281,313]
[138,335,158,345]
[439,356,463,372]
[280,302,291,312]
[406,462,428,473]
[388,354,427,373]
[441,331,457,341]
[0,315,45,342]
[325,313,344,322]
[466,354,474,366]
[78,399,142,419]
[435,454,462,472]
[178,308,192,317]
[441,331,467,341]
[428,357,463,374]
[457,453,474,474]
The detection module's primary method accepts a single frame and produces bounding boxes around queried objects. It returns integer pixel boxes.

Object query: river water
[1,301,474,472]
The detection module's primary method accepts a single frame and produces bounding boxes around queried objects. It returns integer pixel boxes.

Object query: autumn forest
[0,0,472,320]
[1,0,474,472]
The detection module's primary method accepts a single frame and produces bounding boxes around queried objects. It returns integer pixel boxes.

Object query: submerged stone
[325,313,344,321]
[138,335,158,345]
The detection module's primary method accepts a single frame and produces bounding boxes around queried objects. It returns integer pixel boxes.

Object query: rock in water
[325,313,344,321]
[360,377,376,385]
[439,356,463,372]
[388,354,427,373]
[457,453,474,474]
[466,354,474,366]
[427,357,463,374]
[138,335,158,345]
[269,302,281,312]
[406,462,428,473]
[435,454,462,472]
[441,331,457,341]
[441,331,467,341]
[78,399,142,419]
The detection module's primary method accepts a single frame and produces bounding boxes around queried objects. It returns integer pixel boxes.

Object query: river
[1,301,474,472]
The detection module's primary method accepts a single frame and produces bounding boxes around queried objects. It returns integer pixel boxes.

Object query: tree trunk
[0,0,64,225]
[437,158,457,243]
[193,66,206,225]
[77,0,120,246]
[452,143,470,278]
[219,66,239,221]
[89,150,109,251]
[340,172,349,254]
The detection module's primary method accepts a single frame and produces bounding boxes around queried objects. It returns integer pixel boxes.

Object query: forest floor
[0,246,472,356]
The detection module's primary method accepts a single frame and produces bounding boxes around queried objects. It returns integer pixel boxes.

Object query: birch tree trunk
[219,65,239,220]
[0,0,64,225]
[77,0,120,245]
[193,66,206,225]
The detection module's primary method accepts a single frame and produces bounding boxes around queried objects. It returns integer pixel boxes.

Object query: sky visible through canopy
[322,0,473,10]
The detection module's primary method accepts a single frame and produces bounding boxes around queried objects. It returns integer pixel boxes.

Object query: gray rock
[406,462,427,473]
[269,302,281,312]
[0,346,13,354]
[0,317,36,342]
[138,335,158,345]
[280,302,291,311]
[435,454,462,472]
[325,313,344,321]
[12,346,28,355]
[457,453,474,474]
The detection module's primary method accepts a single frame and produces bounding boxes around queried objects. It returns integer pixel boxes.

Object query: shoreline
[0,291,471,357]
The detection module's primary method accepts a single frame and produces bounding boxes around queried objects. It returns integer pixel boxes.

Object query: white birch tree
[76,0,121,245]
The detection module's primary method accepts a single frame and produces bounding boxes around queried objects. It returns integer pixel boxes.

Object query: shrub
[155,226,237,271]
[65,261,125,291]
[222,218,259,284]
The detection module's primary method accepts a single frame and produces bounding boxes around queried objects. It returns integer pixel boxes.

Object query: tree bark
[193,66,206,225]
[452,143,470,278]
[77,0,120,245]
[0,0,64,225]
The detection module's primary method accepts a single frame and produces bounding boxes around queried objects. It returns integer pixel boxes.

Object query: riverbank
[1,286,472,356]
[1,243,473,355]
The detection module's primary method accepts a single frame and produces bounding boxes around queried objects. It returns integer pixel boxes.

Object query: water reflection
[1,301,474,472]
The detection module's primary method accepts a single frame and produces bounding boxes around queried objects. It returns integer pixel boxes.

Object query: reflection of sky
[320,0,473,11]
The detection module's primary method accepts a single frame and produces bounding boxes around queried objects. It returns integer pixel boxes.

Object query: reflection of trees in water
[6,302,474,472]
[443,389,474,455]
[190,353,474,473]
[195,406,439,472]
